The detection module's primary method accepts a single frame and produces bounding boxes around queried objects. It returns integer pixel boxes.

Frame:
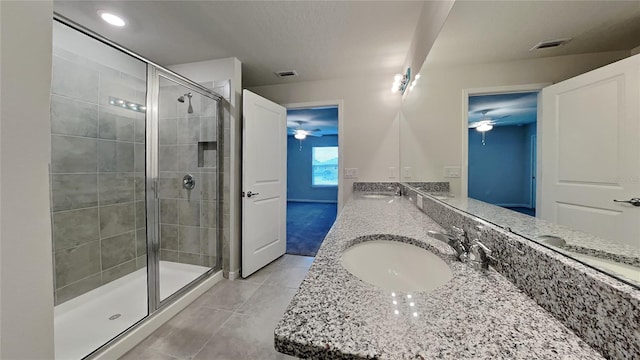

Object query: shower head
[177,93,194,114]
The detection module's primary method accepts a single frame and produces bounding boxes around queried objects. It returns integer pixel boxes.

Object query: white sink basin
[341,240,453,292]
[362,193,393,199]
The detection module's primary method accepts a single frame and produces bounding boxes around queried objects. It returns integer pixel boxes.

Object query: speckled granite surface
[401,185,640,359]
[412,186,640,271]
[274,194,603,359]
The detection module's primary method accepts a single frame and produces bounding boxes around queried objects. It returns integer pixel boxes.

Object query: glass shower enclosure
[50,18,224,359]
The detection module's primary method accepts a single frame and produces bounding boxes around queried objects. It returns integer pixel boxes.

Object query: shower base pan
[54,261,210,360]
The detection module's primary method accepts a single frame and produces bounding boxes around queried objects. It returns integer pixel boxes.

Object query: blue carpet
[287,202,337,256]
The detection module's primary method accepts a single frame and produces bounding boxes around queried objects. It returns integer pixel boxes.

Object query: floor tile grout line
[190,309,236,360]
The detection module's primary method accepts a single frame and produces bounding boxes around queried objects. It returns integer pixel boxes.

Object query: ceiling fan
[469,109,510,146]
[468,109,510,132]
[287,120,322,140]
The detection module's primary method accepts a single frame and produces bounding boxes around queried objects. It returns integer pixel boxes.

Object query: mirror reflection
[399,0,640,286]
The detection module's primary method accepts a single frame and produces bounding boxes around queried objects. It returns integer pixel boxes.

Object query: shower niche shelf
[197,141,218,169]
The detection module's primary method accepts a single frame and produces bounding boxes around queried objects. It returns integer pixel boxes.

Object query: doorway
[465,89,540,217]
[285,105,340,256]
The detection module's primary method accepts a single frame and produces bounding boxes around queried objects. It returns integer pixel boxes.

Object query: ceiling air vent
[274,70,298,78]
[530,38,571,51]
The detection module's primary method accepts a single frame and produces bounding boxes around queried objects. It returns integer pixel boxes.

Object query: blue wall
[468,124,536,207]
[287,135,338,202]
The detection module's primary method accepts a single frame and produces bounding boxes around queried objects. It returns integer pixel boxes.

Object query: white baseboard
[227,270,240,280]
[288,199,338,204]
[91,271,223,360]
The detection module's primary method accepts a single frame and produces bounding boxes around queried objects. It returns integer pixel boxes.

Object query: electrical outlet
[417,194,423,209]
[403,166,412,179]
[344,168,359,179]
[388,167,397,179]
[444,166,461,178]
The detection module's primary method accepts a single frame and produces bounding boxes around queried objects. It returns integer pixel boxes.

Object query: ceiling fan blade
[307,133,323,137]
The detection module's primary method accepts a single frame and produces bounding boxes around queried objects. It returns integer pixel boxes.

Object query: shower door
[147,68,222,307]
[51,17,223,359]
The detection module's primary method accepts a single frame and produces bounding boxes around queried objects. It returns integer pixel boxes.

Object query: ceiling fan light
[476,123,493,132]
[294,132,306,140]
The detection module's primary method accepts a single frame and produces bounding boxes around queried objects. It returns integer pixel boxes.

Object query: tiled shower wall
[157,80,220,268]
[50,47,147,305]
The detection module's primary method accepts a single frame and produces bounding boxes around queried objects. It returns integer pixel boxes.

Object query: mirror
[399,1,640,287]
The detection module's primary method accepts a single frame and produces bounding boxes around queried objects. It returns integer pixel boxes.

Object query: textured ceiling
[427,0,640,68]
[287,107,339,136]
[468,92,538,127]
[53,1,423,87]
[53,1,640,89]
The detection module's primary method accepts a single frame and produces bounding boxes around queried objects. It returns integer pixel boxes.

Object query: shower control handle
[613,198,640,206]
[183,174,196,190]
[246,191,259,198]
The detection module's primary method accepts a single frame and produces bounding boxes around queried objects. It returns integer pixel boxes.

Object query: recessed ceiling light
[98,11,126,27]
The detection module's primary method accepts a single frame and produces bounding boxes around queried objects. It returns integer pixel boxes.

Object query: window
[312,146,338,186]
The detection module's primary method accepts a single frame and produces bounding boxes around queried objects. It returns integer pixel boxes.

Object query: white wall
[169,58,243,278]
[400,50,630,196]
[250,73,402,205]
[0,1,55,358]
[402,0,455,75]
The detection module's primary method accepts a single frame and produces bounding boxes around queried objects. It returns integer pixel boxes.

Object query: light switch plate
[417,194,423,209]
[444,166,461,178]
[388,167,397,179]
[403,167,412,179]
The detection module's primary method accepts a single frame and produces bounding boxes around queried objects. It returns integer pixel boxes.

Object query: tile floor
[121,254,313,360]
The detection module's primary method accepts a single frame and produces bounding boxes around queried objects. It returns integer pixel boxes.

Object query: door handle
[613,198,640,207]
[246,191,260,198]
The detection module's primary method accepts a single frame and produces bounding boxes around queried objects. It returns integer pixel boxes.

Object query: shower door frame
[53,12,225,357]
[146,67,225,311]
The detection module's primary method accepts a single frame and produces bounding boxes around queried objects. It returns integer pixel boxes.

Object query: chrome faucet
[387,185,402,196]
[468,240,492,270]
[427,225,494,270]
[427,226,469,262]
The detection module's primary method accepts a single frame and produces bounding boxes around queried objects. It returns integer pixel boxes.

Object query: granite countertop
[274,193,603,359]
[420,191,640,284]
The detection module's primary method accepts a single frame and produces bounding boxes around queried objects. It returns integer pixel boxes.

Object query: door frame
[530,134,537,209]
[461,83,549,201]
[147,67,224,310]
[283,100,345,214]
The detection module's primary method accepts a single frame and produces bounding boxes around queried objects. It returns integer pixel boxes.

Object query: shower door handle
[613,198,640,206]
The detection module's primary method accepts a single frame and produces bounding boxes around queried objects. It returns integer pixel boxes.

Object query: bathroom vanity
[274,183,639,359]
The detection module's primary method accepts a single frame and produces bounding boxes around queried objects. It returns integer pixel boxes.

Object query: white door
[539,54,640,248]
[242,90,287,277]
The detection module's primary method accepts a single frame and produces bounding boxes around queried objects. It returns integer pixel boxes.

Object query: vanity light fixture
[409,73,421,91]
[98,11,126,27]
[391,68,411,94]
